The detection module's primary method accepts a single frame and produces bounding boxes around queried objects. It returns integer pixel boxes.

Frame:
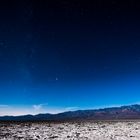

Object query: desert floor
[0,121,140,140]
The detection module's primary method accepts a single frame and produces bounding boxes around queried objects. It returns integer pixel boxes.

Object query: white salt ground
[0,121,140,140]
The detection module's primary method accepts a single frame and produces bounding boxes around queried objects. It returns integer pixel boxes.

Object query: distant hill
[1,104,140,121]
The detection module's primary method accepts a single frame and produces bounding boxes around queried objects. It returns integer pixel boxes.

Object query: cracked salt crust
[0,121,140,140]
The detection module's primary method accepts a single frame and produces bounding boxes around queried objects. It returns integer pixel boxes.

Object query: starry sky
[0,0,140,115]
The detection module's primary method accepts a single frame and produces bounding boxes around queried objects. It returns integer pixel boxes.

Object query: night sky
[0,0,140,115]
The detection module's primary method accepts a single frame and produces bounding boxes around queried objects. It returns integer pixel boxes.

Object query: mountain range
[1,104,140,121]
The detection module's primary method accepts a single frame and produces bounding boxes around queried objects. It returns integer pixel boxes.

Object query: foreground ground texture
[0,121,140,140]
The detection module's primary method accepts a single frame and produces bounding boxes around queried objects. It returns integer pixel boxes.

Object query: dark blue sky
[0,0,140,115]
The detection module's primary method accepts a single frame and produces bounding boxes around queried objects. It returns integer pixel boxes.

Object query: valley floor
[0,121,140,140]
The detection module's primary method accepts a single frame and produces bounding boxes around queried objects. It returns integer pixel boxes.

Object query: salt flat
[0,121,140,140]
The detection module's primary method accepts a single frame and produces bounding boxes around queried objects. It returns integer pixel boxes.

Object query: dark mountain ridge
[1,104,140,121]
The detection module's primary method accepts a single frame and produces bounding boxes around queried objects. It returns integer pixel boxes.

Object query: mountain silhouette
[1,104,140,121]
